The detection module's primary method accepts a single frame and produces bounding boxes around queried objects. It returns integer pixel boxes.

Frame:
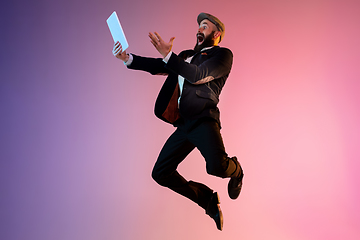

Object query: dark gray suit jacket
[127,46,233,126]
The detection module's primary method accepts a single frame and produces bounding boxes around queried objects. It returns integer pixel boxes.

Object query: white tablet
[106,11,129,51]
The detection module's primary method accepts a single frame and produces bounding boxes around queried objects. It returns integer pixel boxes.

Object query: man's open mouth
[197,33,205,45]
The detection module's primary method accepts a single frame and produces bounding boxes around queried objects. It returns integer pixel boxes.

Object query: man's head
[194,13,225,52]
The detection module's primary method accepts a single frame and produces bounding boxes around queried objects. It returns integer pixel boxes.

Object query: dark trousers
[152,118,241,210]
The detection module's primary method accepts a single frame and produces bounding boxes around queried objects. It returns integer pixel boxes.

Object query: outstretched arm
[112,40,169,75]
[148,32,232,84]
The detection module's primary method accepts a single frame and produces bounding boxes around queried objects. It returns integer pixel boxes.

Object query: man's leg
[152,119,232,230]
[188,119,241,178]
[152,127,214,209]
[188,119,244,198]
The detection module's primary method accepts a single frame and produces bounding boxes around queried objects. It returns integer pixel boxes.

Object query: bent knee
[151,169,161,183]
[151,168,167,186]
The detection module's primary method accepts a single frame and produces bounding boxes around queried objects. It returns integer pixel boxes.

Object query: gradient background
[1,0,360,239]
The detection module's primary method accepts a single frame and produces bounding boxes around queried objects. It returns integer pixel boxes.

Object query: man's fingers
[113,41,122,52]
[154,32,163,42]
[114,45,122,53]
[148,32,155,40]
[148,32,176,57]
[149,32,159,45]
[114,41,120,48]
[149,36,157,46]
[150,32,165,44]
[150,40,159,50]
[113,45,123,56]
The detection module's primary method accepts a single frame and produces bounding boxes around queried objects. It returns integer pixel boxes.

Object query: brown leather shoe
[228,163,244,200]
[205,192,223,231]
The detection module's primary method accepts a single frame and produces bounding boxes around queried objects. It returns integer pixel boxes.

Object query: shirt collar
[201,46,214,52]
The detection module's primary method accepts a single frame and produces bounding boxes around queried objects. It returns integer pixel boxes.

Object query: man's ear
[213,31,221,40]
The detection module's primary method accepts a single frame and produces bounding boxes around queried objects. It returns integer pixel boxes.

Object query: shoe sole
[213,192,223,231]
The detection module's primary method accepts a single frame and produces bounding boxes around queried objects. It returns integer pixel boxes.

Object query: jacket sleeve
[127,54,170,75]
[164,48,233,84]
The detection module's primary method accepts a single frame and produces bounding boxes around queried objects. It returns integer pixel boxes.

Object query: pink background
[1,0,360,239]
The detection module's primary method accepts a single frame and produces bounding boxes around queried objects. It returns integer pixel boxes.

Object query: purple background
[1,0,360,239]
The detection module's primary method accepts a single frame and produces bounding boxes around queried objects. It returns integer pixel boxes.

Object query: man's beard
[194,31,216,52]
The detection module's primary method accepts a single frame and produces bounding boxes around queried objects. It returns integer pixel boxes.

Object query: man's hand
[149,32,175,58]
[113,41,129,62]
